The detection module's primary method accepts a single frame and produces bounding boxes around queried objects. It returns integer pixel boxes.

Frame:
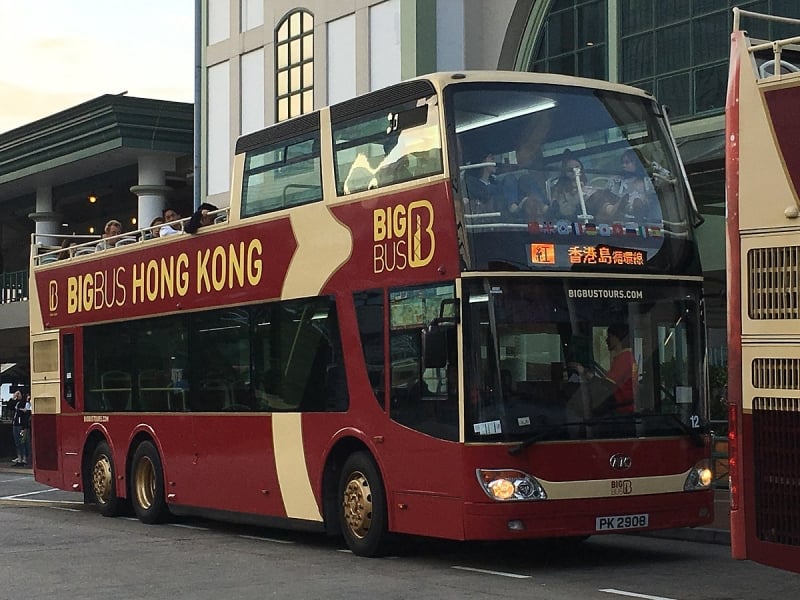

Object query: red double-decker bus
[29,71,713,556]
[726,8,800,573]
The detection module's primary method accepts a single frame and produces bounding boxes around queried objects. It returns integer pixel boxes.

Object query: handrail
[733,8,800,82]
[733,7,800,32]
[31,206,231,267]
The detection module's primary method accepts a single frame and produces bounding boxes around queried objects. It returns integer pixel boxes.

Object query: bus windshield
[461,277,706,444]
[447,82,700,275]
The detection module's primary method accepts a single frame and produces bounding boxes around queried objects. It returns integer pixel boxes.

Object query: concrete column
[27,186,61,246]
[130,155,176,230]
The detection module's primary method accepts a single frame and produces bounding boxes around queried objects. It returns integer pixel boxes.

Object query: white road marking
[239,535,294,544]
[169,523,209,531]
[334,549,398,558]
[2,487,59,498]
[50,506,81,512]
[0,488,83,505]
[600,589,676,600]
[452,566,532,579]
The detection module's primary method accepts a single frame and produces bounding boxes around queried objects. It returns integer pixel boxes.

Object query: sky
[0,0,195,134]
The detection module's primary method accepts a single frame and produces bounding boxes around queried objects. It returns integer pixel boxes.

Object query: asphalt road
[1,468,797,600]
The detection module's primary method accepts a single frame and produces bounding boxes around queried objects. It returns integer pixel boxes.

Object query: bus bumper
[462,490,714,540]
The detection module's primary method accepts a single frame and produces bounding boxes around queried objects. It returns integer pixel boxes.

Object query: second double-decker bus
[29,70,713,557]
[726,8,800,573]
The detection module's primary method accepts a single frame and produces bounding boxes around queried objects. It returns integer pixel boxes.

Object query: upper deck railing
[31,207,230,268]
[733,7,800,81]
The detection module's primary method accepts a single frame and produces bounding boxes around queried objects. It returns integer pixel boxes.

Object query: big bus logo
[48,280,58,312]
[373,200,435,273]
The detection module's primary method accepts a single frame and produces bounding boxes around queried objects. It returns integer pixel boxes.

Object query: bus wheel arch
[128,438,170,524]
[322,437,369,535]
[86,436,126,517]
[336,449,390,557]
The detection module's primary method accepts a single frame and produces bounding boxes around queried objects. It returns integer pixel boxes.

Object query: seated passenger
[547,151,594,220]
[500,114,552,220]
[603,149,658,221]
[465,153,502,213]
[96,219,123,250]
[160,207,183,236]
[184,203,218,234]
[147,216,164,239]
[503,170,548,221]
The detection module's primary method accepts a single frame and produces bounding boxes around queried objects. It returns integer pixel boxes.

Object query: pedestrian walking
[10,391,31,467]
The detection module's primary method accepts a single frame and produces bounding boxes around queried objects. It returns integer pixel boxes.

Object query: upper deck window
[241,131,322,217]
[447,81,699,275]
[332,95,443,195]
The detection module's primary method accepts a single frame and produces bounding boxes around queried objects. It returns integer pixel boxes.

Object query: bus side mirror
[422,323,449,369]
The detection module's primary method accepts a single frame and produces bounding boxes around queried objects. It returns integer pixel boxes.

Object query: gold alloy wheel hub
[92,455,113,504]
[133,456,156,510]
[342,471,373,539]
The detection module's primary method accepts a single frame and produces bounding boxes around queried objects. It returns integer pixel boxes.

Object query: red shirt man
[605,324,638,413]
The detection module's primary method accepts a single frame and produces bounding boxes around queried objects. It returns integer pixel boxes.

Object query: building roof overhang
[0,94,193,203]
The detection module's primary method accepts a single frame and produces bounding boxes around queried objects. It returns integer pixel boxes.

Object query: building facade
[197,0,800,416]
[2,0,799,399]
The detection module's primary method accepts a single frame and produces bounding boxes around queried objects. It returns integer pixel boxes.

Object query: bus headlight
[684,460,714,491]
[476,469,547,501]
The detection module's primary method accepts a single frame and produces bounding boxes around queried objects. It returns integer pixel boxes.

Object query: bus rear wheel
[131,441,169,524]
[90,441,124,517]
[338,452,389,557]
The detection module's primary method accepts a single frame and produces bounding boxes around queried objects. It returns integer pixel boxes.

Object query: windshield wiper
[508,420,586,455]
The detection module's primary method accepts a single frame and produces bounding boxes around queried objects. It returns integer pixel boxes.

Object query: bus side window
[252,297,348,413]
[332,88,443,196]
[354,290,386,408]
[241,130,322,218]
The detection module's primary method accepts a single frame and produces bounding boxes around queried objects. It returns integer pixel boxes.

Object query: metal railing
[0,270,28,304]
[734,7,800,81]
[31,206,230,267]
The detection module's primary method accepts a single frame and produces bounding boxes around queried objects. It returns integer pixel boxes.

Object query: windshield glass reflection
[461,277,706,443]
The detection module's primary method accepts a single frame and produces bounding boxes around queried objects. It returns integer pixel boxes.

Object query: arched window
[276,9,314,122]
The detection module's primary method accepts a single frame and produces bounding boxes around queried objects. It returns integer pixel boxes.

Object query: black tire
[130,440,169,524]
[89,441,124,517]
[338,451,389,557]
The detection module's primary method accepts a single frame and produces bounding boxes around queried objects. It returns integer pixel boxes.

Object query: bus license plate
[595,513,649,531]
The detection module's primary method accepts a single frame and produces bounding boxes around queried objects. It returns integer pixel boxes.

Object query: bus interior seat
[101,370,132,411]
[197,378,232,411]
[115,237,138,248]
[138,370,172,411]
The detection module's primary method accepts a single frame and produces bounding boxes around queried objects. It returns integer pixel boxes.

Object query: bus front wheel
[90,441,124,517]
[338,452,389,557]
[130,441,169,524]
